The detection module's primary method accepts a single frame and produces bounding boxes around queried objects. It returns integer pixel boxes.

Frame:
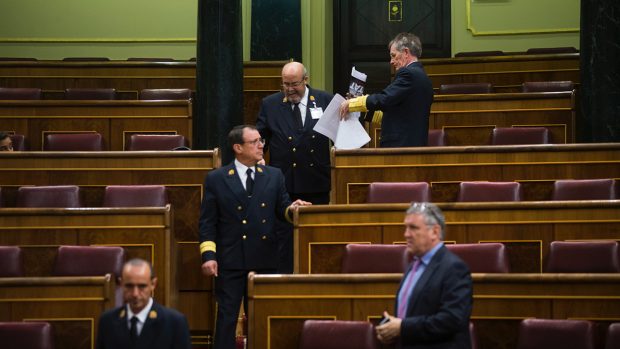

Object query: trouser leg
[213,269,246,349]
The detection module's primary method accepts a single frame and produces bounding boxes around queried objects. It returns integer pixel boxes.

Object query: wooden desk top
[247,272,620,349]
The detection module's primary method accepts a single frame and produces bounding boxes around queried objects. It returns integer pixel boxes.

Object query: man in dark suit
[199,125,310,349]
[340,32,434,147]
[256,61,333,272]
[96,258,191,349]
[376,202,472,349]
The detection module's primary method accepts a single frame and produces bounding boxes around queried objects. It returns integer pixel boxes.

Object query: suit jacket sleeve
[400,256,473,344]
[256,98,273,151]
[366,68,415,110]
[198,171,218,263]
[273,167,293,221]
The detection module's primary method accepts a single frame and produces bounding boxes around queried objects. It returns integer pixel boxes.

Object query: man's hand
[201,260,218,277]
[257,158,266,166]
[339,99,350,119]
[375,311,401,344]
[289,199,312,212]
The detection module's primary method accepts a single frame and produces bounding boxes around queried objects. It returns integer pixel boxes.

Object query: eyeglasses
[408,202,442,226]
[243,138,266,146]
[281,80,305,88]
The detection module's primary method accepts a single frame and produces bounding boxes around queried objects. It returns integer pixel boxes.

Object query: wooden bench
[0,276,114,349]
[0,100,192,150]
[421,53,580,93]
[0,275,115,349]
[331,143,620,204]
[0,150,219,340]
[248,272,620,349]
[0,206,174,305]
[0,60,284,126]
[367,91,576,147]
[292,201,620,274]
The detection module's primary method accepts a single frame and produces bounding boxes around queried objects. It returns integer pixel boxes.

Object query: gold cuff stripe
[199,241,216,254]
[371,110,383,125]
[348,95,369,112]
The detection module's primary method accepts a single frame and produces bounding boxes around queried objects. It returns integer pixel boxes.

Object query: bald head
[281,62,308,104]
[282,62,307,78]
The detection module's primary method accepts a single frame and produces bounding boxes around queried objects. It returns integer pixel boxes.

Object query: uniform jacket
[366,61,433,147]
[395,245,472,349]
[96,301,191,349]
[256,86,333,194]
[199,162,291,270]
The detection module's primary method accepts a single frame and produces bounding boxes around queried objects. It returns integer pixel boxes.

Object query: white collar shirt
[126,297,153,336]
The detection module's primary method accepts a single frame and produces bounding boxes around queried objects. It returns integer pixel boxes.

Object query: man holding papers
[256,62,333,272]
[339,32,433,148]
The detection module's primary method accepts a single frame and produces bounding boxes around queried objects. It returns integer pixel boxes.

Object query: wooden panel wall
[0,55,580,128]
[248,273,620,349]
[0,276,115,349]
[346,179,620,204]
[421,53,580,93]
[0,151,219,344]
[0,100,192,151]
[330,143,620,204]
[292,202,620,274]
[367,91,576,147]
[0,60,284,126]
[0,207,174,305]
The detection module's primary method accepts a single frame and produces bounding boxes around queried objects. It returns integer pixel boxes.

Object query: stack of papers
[313,93,371,149]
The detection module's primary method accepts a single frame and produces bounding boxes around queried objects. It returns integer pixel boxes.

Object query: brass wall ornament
[389,1,403,22]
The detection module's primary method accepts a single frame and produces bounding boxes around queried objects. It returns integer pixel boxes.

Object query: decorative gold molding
[428,69,580,77]
[256,295,396,299]
[0,226,166,230]
[432,108,572,114]
[474,295,620,300]
[335,160,620,169]
[465,1,579,36]
[0,297,105,302]
[0,76,194,80]
[299,220,620,228]
[0,37,196,44]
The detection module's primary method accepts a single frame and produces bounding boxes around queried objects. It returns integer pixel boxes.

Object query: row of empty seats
[366,179,618,203]
[0,82,574,100]
[341,241,620,274]
[0,245,125,278]
[428,126,552,146]
[0,87,192,100]
[4,127,553,151]
[454,46,579,57]
[0,185,168,208]
[0,322,54,349]
[0,245,126,348]
[0,133,189,151]
[298,318,618,349]
[3,317,614,349]
[3,126,552,151]
[438,80,574,94]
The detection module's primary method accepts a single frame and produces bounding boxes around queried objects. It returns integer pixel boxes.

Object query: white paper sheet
[313,93,370,149]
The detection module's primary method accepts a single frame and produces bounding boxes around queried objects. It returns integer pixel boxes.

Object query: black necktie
[246,168,254,196]
[293,103,303,129]
[130,316,138,343]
